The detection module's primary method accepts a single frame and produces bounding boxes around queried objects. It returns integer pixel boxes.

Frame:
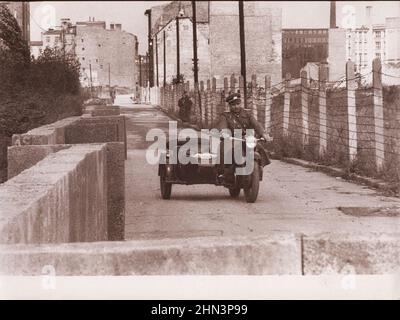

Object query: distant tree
[0,3,30,64]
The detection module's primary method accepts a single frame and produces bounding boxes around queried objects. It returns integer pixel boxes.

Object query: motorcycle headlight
[246,136,257,149]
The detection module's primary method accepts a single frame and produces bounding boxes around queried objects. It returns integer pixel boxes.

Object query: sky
[30,1,400,54]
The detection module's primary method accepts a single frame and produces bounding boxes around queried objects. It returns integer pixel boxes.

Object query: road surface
[120,102,400,240]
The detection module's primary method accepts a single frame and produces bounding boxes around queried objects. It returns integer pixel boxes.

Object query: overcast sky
[30,1,400,54]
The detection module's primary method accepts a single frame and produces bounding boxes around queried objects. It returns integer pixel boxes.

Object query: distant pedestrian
[110,88,116,104]
[178,91,193,123]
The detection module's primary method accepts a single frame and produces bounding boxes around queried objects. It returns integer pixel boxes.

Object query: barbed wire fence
[148,58,400,186]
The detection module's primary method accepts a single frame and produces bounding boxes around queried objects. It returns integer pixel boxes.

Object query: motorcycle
[158,132,271,203]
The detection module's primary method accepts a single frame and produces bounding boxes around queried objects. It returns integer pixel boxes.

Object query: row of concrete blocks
[0,232,399,275]
[2,110,127,244]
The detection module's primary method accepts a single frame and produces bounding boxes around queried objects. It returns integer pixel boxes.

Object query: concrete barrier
[0,234,302,275]
[0,144,108,245]
[83,106,121,117]
[7,145,71,179]
[11,117,81,146]
[65,116,127,159]
[302,233,400,274]
[10,114,127,159]
[5,142,125,242]
[6,111,127,242]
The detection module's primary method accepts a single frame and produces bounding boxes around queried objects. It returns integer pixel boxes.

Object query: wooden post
[239,75,245,122]
[265,75,271,132]
[212,77,217,125]
[318,64,328,157]
[230,74,236,94]
[200,81,206,126]
[251,74,257,119]
[346,61,357,162]
[283,73,291,135]
[300,70,309,145]
[206,79,211,127]
[224,77,229,112]
[372,58,384,170]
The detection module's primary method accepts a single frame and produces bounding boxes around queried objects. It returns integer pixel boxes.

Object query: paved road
[122,103,400,240]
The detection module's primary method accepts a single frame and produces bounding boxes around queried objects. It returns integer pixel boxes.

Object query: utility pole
[163,30,166,87]
[176,16,180,82]
[89,62,93,96]
[238,0,247,108]
[155,34,159,87]
[145,9,154,87]
[139,56,142,87]
[191,0,199,85]
[108,63,111,95]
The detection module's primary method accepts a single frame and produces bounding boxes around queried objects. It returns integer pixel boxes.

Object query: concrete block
[7,145,71,179]
[303,233,400,274]
[105,142,125,241]
[11,117,80,146]
[0,233,302,275]
[0,144,108,245]
[65,116,127,159]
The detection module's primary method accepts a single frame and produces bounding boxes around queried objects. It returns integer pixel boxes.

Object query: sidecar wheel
[243,162,260,203]
[160,175,172,199]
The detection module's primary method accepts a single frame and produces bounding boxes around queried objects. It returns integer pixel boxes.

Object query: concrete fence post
[222,77,229,112]
[206,79,212,127]
[372,58,384,171]
[318,64,328,157]
[239,75,245,115]
[200,81,206,127]
[300,70,309,145]
[251,74,257,119]
[283,73,291,135]
[346,60,357,162]
[265,75,272,133]
[212,77,217,124]
[230,74,236,95]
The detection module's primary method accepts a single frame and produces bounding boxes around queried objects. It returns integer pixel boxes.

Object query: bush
[0,4,83,182]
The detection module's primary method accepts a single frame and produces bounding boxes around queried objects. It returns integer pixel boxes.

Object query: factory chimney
[330,1,337,28]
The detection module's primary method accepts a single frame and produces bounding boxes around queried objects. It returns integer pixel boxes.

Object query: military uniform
[215,93,270,183]
[217,108,265,137]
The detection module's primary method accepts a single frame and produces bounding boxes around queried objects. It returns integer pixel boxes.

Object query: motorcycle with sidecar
[158,132,271,203]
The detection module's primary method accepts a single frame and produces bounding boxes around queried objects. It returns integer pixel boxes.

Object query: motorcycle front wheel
[243,161,260,203]
[160,175,172,199]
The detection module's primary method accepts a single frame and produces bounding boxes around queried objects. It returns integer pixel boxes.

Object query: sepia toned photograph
[0,0,399,301]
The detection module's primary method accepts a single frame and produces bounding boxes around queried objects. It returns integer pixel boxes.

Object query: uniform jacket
[216,108,265,137]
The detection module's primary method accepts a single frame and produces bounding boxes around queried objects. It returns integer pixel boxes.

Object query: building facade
[1,1,30,43]
[40,19,77,57]
[282,28,329,78]
[38,18,139,89]
[346,11,400,73]
[149,1,282,88]
[75,19,138,89]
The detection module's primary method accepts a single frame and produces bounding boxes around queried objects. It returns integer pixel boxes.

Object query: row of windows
[284,37,327,44]
[284,29,327,35]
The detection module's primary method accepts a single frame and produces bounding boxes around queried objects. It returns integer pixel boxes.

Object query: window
[98,44,101,47]
[45,36,51,43]
[375,31,381,38]
[376,53,381,59]
[82,47,85,51]
[81,38,84,43]
[376,42,381,50]
[82,57,85,61]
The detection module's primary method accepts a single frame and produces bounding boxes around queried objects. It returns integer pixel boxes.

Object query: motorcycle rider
[215,92,272,182]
